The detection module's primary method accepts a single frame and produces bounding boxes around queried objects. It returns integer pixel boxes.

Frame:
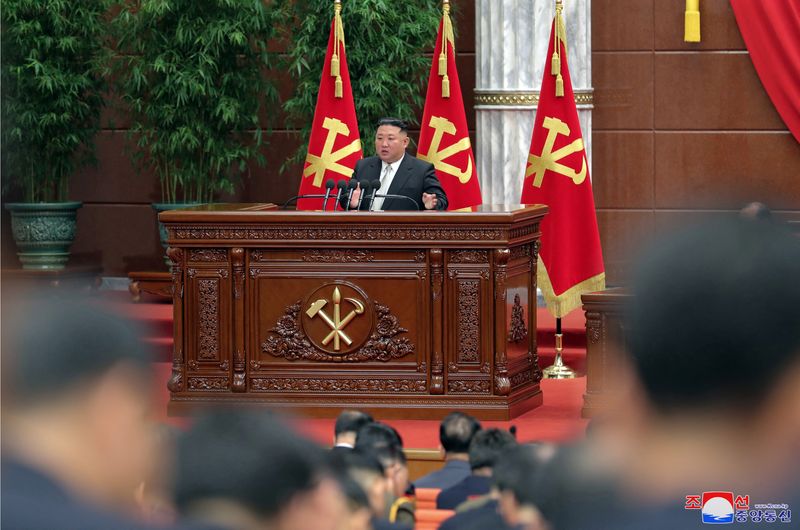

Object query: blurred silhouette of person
[739,201,773,222]
[436,428,518,510]
[173,410,347,530]
[414,412,482,490]
[333,410,374,452]
[0,293,173,529]
[536,218,800,529]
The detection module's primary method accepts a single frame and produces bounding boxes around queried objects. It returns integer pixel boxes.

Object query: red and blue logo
[686,492,791,524]
[701,492,735,524]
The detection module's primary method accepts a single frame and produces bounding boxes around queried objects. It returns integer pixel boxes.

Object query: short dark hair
[173,411,326,518]
[493,443,556,506]
[354,422,403,452]
[625,218,800,414]
[468,428,517,470]
[376,117,409,133]
[1,292,150,406]
[335,410,374,436]
[440,412,482,454]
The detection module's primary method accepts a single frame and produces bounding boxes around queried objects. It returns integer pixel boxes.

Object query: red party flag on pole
[521,0,605,318]
[417,0,482,210]
[297,0,362,211]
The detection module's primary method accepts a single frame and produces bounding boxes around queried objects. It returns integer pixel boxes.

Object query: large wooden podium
[160,203,548,419]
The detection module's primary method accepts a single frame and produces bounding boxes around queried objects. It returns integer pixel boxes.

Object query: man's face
[375,125,409,164]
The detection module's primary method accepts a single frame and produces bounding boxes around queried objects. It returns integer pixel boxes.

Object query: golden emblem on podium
[301,282,371,354]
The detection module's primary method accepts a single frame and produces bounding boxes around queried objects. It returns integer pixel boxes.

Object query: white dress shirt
[371,154,404,211]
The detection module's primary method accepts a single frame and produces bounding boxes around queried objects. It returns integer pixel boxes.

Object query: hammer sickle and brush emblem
[303,117,362,187]
[418,116,473,184]
[305,287,365,351]
[526,116,587,188]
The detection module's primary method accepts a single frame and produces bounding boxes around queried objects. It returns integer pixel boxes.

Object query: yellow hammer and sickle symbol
[305,287,365,351]
[418,116,473,184]
[304,117,362,187]
[525,116,587,188]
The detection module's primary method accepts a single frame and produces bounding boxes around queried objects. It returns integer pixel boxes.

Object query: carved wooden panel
[189,249,227,262]
[457,280,480,363]
[449,250,488,263]
[250,377,427,393]
[447,379,491,393]
[197,279,220,360]
[173,225,504,242]
[187,376,230,391]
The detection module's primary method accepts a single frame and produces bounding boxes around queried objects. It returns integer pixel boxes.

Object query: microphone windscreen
[325,179,335,190]
[370,179,381,191]
[337,180,347,190]
[358,180,371,190]
[348,180,358,190]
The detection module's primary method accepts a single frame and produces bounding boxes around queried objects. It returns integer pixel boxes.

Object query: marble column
[475,0,592,205]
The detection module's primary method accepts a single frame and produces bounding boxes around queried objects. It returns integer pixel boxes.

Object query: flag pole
[542,316,577,379]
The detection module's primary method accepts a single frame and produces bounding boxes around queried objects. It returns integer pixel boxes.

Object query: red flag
[297,4,362,211]
[521,4,605,318]
[417,3,481,210]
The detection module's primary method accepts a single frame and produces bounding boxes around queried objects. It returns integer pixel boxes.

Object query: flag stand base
[542,333,576,379]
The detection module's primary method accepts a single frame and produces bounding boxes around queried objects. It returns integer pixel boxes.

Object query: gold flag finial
[439,1,454,98]
[684,0,701,42]
[552,0,565,97]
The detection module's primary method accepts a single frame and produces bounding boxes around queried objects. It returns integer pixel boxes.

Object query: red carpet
[124,296,589,448]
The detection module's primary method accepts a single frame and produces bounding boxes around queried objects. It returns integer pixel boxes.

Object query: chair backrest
[414,508,455,530]
[414,488,441,511]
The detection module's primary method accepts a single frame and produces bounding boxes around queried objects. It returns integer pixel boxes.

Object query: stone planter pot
[5,201,83,270]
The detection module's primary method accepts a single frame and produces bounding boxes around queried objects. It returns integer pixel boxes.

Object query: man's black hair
[335,410,374,436]
[354,422,403,453]
[492,443,555,507]
[173,411,326,518]
[468,428,518,470]
[1,292,150,406]
[625,218,800,414]
[439,412,482,454]
[376,117,409,133]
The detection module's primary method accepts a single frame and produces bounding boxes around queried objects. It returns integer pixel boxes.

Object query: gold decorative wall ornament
[474,90,593,107]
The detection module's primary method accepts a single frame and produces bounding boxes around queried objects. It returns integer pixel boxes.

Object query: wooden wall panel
[654,54,786,130]
[592,132,654,209]
[654,132,800,209]
[593,0,800,286]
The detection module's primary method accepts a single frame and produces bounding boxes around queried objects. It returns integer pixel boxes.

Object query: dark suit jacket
[436,475,491,510]
[344,154,448,211]
[1,457,220,530]
[413,459,471,490]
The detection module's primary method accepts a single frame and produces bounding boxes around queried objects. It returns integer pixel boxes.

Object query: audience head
[174,410,346,530]
[739,201,773,222]
[439,411,482,456]
[329,449,389,517]
[354,422,407,498]
[493,443,557,529]
[625,218,800,416]
[334,409,374,447]
[468,428,518,474]
[1,292,156,509]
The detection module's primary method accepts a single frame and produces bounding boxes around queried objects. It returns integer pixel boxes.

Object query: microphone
[281,194,327,209]
[356,180,371,210]
[367,179,382,211]
[344,180,358,210]
[372,194,421,211]
[321,179,335,211]
[333,180,347,211]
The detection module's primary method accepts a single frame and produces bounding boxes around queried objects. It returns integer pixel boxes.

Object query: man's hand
[422,192,438,210]
[349,183,362,209]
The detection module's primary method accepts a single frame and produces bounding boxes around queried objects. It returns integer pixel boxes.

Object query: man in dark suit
[414,412,481,490]
[345,117,448,211]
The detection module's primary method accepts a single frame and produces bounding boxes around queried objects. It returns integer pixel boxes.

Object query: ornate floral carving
[510,368,534,389]
[167,247,184,299]
[449,250,488,263]
[219,360,230,370]
[448,379,491,393]
[587,315,602,344]
[509,293,528,342]
[250,360,263,370]
[448,362,459,373]
[510,245,531,261]
[532,240,541,260]
[416,269,427,281]
[250,249,267,262]
[414,250,426,262]
[189,249,227,262]
[198,279,219,360]
[481,362,491,374]
[509,223,539,240]
[457,280,480,363]
[231,248,244,300]
[262,301,414,362]
[417,361,427,373]
[173,225,504,242]
[479,270,490,280]
[302,249,375,262]
[447,269,459,279]
[250,378,426,393]
[187,377,229,390]
[187,360,199,371]
[167,367,183,392]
